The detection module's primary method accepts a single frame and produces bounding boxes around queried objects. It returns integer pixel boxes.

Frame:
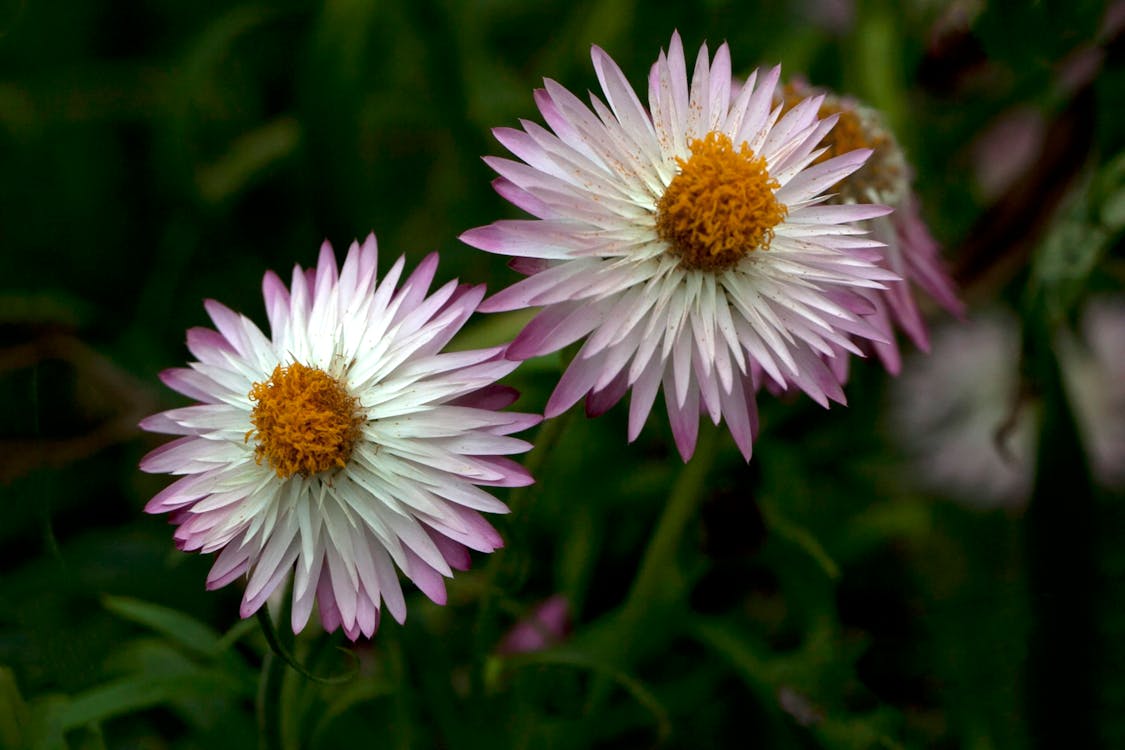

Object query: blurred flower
[890,310,1034,508]
[462,32,896,461]
[1055,1,1125,95]
[1059,298,1125,489]
[779,81,964,376]
[497,594,571,654]
[926,0,984,51]
[797,0,855,34]
[140,236,538,640]
[891,301,1125,509]
[970,107,1047,201]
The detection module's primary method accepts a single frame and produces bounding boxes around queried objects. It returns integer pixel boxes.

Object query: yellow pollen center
[778,84,900,199]
[656,131,787,271]
[247,362,364,479]
[814,103,888,163]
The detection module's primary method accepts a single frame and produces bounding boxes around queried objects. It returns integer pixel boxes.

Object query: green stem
[1024,315,1096,749]
[506,408,572,513]
[620,423,717,622]
[257,651,286,750]
[588,424,718,708]
[255,609,356,684]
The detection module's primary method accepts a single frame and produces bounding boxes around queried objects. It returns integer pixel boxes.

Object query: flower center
[814,102,889,162]
[247,362,364,479]
[656,131,787,271]
[779,84,904,202]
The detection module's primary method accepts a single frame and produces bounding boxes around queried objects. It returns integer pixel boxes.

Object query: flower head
[779,80,964,375]
[462,33,897,461]
[140,236,539,639]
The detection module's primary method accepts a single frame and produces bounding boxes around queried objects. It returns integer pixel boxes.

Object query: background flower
[1059,297,1125,489]
[891,299,1125,509]
[889,309,1036,508]
[779,80,964,375]
[496,594,571,654]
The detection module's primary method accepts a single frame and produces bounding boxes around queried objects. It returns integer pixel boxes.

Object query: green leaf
[214,617,260,653]
[503,649,672,745]
[0,668,30,750]
[0,290,92,327]
[196,116,301,205]
[1029,158,1125,324]
[839,501,934,559]
[309,677,396,745]
[26,695,70,750]
[102,595,224,658]
[759,501,841,581]
[692,618,903,750]
[447,309,538,352]
[71,724,106,750]
[1094,151,1125,231]
[55,671,244,731]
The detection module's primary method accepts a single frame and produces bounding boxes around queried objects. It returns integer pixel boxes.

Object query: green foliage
[1,0,1123,748]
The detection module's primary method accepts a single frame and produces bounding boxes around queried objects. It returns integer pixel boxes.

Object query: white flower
[890,300,1125,509]
[140,235,539,639]
[890,310,1035,508]
[1060,297,1125,489]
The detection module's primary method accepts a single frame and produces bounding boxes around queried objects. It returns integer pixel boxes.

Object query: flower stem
[1024,314,1096,749]
[588,423,718,708]
[621,423,717,620]
[257,651,286,750]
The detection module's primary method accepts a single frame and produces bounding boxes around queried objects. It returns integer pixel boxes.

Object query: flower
[140,235,539,640]
[778,80,964,375]
[970,107,1046,201]
[890,300,1125,509]
[461,32,897,461]
[1059,297,1125,489]
[496,594,571,654]
[889,310,1035,508]
[797,0,855,35]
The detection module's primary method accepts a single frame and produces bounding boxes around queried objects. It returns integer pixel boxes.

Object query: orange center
[815,102,888,161]
[247,362,364,479]
[778,84,899,198]
[656,131,787,271]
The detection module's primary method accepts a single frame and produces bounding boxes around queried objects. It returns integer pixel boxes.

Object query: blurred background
[2,0,1124,747]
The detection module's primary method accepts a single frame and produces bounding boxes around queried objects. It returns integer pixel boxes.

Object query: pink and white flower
[140,235,538,639]
[779,80,964,376]
[462,33,897,461]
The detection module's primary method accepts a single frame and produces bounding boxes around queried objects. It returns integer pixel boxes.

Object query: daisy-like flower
[779,80,964,376]
[461,33,897,461]
[139,235,538,640]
